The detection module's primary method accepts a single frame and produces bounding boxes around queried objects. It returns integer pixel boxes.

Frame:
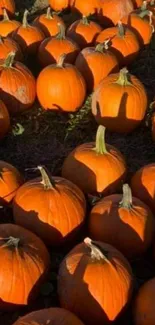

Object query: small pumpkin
[58,237,133,325]
[49,0,71,11]
[62,126,127,195]
[13,10,45,55]
[0,9,21,37]
[131,163,155,213]
[38,23,80,67]
[96,21,140,66]
[37,54,86,112]
[67,16,102,49]
[99,0,134,27]
[92,68,148,133]
[0,0,15,17]
[13,166,86,246]
[33,7,66,37]
[0,35,23,61]
[13,308,85,325]
[0,223,50,309]
[89,184,155,259]
[75,40,119,93]
[0,100,10,140]
[72,0,101,16]
[0,52,36,115]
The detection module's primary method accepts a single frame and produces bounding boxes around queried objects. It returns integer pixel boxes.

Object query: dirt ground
[0,0,155,324]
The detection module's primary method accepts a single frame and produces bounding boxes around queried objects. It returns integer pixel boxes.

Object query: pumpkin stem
[117,21,125,37]
[57,53,66,67]
[38,166,56,190]
[150,0,155,5]
[140,0,147,10]
[81,15,90,25]
[22,9,29,28]
[95,39,111,52]
[138,9,151,18]
[3,8,9,21]
[46,7,53,19]
[84,237,109,262]
[56,23,65,40]
[115,67,132,86]
[94,125,108,155]
[3,52,15,68]
[2,236,20,249]
[119,184,132,209]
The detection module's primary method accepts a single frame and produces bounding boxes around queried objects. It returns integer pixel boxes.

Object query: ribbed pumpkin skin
[72,0,101,16]
[67,20,102,49]
[36,62,86,112]
[0,19,21,37]
[99,0,134,26]
[0,223,50,310]
[92,72,147,133]
[0,161,23,203]
[13,25,45,55]
[33,13,65,37]
[0,37,23,61]
[0,0,15,16]
[13,176,86,246]
[49,0,71,11]
[0,100,10,140]
[58,241,133,325]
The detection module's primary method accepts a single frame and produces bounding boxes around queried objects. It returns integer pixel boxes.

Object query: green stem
[56,23,65,40]
[22,9,29,28]
[94,126,108,155]
[82,15,90,25]
[84,237,109,262]
[119,184,132,209]
[57,53,66,67]
[38,166,56,190]
[46,7,53,19]
[3,8,9,21]
[140,0,147,10]
[139,9,151,18]
[117,21,125,37]
[115,68,132,86]
[1,237,20,249]
[95,39,111,52]
[3,52,15,68]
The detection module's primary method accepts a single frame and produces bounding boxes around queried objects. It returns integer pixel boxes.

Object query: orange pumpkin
[0,0,15,17]
[33,7,66,37]
[0,9,21,37]
[0,52,36,115]
[62,126,127,195]
[37,54,86,112]
[89,184,155,259]
[66,16,102,49]
[0,160,23,203]
[92,68,148,133]
[75,40,119,92]
[0,36,23,61]
[49,0,71,11]
[58,238,133,325]
[13,166,86,246]
[0,223,50,309]
[131,163,155,213]
[99,0,134,26]
[0,100,10,140]
[38,24,79,67]
[72,0,101,16]
[13,10,45,55]
[96,22,140,66]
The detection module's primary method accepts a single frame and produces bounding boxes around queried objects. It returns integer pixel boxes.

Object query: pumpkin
[0,36,23,61]
[33,7,66,37]
[0,0,15,17]
[58,237,133,325]
[152,111,155,141]
[92,68,147,133]
[99,0,134,27]
[13,10,45,55]
[132,0,143,8]
[37,54,86,112]
[0,9,21,37]
[89,184,155,259]
[0,52,36,115]
[148,0,155,14]
[72,0,101,16]
[49,0,71,11]
[133,277,155,325]
[66,16,102,49]
[75,40,119,93]
[0,100,10,140]
[96,22,140,66]
[0,160,23,203]
[13,166,86,246]
[0,223,50,309]
[62,126,127,195]
[38,23,80,67]
[131,163,155,213]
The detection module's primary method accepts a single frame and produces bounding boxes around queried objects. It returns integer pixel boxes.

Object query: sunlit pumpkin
[0,100,10,140]
[0,36,23,61]
[0,9,21,37]
[0,0,15,17]
[49,0,72,11]
[99,0,134,26]
[72,0,101,16]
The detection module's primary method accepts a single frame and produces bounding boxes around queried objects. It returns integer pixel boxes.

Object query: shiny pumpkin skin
[58,240,133,325]
[0,99,10,140]
[13,176,86,246]
[0,18,21,37]
[13,25,45,55]
[13,308,85,325]
[0,37,23,61]
[75,46,119,92]
[71,0,101,16]
[67,19,102,49]
[91,72,147,133]
[99,0,134,26]
[49,0,71,11]
[36,62,86,112]
[0,0,15,16]
[33,13,65,37]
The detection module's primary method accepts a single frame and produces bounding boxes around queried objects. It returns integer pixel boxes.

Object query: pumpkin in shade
[152,111,155,141]
[0,100,10,140]
[89,184,155,259]
[72,0,101,16]
[13,308,85,325]
[131,163,155,213]
[62,126,127,195]
[96,22,140,66]
[0,36,23,61]
[38,23,79,67]
[37,54,86,112]
[33,7,66,37]
[0,0,15,17]
[0,52,36,115]
[99,0,134,27]
[13,10,45,55]
[66,16,102,49]
[0,223,50,310]
[49,0,71,11]
[75,40,119,93]
[133,0,143,8]
[13,166,86,246]
[0,9,21,37]
[58,237,133,325]
[92,68,147,133]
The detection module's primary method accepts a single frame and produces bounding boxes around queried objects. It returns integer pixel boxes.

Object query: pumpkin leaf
[12,123,25,136]
[40,282,54,296]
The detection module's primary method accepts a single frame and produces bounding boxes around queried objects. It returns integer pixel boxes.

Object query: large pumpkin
[37,54,86,112]
[49,0,71,11]
[75,41,119,92]
[0,9,21,37]
[13,166,86,246]
[0,52,36,114]
[92,68,148,133]
[0,0,15,17]
[99,0,134,26]
[89,184,155,259]
[0,36,23,61]
[0,100,10,140]
[71,0,101,16]
[66,16,102,49]
[13,308,84,325]
[62,126,127,195]
[0,223,50,310]
[96,22,140,66]
[58,238,133,325]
